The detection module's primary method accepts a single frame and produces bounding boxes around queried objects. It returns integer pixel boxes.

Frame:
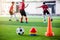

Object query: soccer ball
[16,27,24,35]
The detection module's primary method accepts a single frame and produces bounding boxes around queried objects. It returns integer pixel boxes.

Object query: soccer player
[9,2,18,21]
[19,0,28,23]
[37,2,53,23]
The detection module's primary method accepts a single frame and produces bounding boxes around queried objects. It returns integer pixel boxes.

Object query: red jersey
[40,4,48,11]
[19,2,25,10]
[9,5,13,12]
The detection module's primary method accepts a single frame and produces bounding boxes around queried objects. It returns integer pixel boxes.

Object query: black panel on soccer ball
[20,29,22,32]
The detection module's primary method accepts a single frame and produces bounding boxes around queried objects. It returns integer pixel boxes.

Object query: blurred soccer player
[37,2,53,23]
[19,0,28,23]
[9,2,18,21]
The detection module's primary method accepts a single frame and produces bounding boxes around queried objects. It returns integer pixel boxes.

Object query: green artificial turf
[0,16,60,40]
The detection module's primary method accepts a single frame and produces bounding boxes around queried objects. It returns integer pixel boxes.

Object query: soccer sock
[43,15,46,21]
[14,14,18,20]
[25,18,28,22]
[21,18,23,22]
[9,15,13,20]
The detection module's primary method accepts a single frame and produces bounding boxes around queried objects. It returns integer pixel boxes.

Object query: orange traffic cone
[45,16,54,36]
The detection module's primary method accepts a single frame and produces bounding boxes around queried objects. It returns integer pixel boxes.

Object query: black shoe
[26,22,28,23]
[9,19,11,21]
[16,20,19,21]
[44,20,46,21]
[51,19,53,21]
[20,21,24,23]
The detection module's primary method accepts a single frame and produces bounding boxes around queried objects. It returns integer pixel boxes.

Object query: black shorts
[43,10,50,15]
[9,11,14,15]
[20,10,26,16]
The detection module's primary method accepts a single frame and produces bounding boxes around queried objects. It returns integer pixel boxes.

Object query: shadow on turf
[21,34,60,36]
[18,34,46,37]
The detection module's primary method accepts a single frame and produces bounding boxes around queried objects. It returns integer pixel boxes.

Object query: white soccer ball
[16,27,24,35]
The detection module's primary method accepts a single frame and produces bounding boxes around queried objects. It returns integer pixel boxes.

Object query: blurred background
[0,0,60,17]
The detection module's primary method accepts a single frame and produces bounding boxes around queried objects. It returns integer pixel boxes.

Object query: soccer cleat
[9,19,11,21]
[26,22,28,23]
[16,20,19,21]
[20,21,24,23]
[44,20,46,23]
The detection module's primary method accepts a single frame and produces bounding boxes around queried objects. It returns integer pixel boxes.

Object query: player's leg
[14,13,19,21]
[9,15,13,21]
[23,10,28,23]
[20,10,24,23]
[21,16,23,23]
[9,11,13,21]
[47,10,53,21]
[43,11,46,23]
[25,16,28,23]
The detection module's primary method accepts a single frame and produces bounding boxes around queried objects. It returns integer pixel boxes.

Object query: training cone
[45,16,54,37]
[29,27,37,36]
